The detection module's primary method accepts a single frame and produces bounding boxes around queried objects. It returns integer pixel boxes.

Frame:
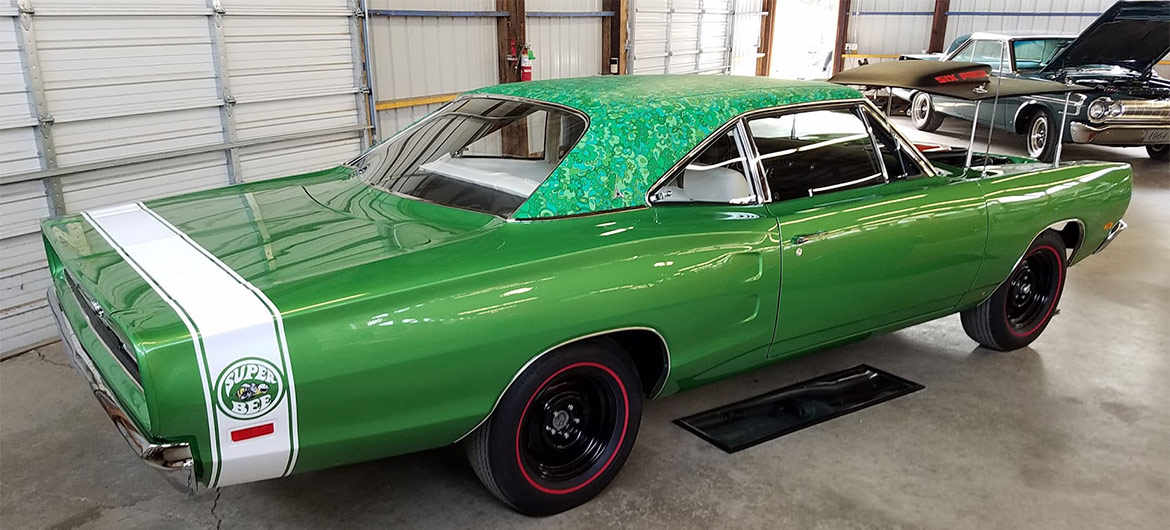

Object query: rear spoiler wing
[828,61,1090,168]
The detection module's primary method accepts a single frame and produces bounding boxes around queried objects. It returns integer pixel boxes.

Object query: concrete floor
[2,116,1167,529]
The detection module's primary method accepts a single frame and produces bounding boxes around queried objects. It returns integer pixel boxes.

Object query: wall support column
[928,0,951,53]
[755,0,776,76]
[831,0,850,75]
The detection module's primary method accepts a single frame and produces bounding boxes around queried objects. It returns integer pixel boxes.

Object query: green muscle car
[44,75,1130,516]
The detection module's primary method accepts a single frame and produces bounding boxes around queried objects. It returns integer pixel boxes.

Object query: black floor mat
[674,364,924,453]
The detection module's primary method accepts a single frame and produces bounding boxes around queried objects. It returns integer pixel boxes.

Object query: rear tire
[1147,144,1170,161]
[911,92,944,132]
[465,340,643,516]
[961,231,1067,351]
[1026,109,1059,162]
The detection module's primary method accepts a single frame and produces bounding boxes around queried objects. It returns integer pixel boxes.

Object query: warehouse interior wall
[1,0,372,355]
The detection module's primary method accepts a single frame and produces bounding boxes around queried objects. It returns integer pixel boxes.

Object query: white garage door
[0,0,371,355]
[629,0,762,75]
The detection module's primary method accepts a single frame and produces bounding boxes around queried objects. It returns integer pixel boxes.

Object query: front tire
[466,340,643,516]
[961,231,1067,351]
[1147,144,1170,160]
[911,92,944,132]
[1026,109,1059,162]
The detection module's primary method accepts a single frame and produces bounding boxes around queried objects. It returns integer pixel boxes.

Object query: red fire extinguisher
[520,44,534,82]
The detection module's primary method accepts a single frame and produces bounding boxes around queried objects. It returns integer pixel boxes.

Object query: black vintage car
[898,0,1170,161]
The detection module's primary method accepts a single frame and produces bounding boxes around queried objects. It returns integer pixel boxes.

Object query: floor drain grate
[674,364,924,453]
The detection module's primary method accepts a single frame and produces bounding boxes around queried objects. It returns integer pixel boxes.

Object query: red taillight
[230,423,274,442]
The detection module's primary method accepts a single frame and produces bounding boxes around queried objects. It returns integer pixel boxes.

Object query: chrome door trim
[646,98,869,205]
[859,99,941,178]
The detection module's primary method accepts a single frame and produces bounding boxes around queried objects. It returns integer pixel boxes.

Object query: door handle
[792,231,825,245]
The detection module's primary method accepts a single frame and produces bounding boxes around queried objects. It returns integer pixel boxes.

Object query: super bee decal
[84,202,299,487]
[216,358,286,420]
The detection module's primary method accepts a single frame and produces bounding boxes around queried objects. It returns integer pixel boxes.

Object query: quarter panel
[273,206,782,474]
[962,162,1131,304]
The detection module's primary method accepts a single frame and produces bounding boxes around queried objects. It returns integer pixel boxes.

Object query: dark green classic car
[44,74,1130,515]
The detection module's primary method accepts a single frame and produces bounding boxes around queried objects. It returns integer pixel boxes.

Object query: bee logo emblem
[215,358,285,420]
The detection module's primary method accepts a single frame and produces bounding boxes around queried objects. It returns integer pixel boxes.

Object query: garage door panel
[0,231,52,356]
[631,0,757,75]
[0,127,42,176]
[238,133,360,183]
[224,15,356,98]
[52,107,226,166]
[235,94,359,140]
[60,152,230,212]
[0,181,51,240]
[34,15,218,119]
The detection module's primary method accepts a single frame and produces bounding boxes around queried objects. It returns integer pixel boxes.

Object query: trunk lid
[45,168,502,346]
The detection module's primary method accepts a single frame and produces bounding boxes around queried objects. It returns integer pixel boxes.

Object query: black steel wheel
[466,340,642,516]
[911,92,944,132]
[1026,109,1059,162]
[1147,144,1170,161]
[518,365,621,482]
[961,230,1067,351]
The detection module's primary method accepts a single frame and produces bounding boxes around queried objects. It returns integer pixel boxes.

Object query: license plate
[1143,129,1170,143]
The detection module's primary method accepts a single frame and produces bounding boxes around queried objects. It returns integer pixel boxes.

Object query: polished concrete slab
[2,117,1167,529]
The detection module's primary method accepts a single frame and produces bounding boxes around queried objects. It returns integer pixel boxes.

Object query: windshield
[351,97,587,217]
[1013,38,1072,71]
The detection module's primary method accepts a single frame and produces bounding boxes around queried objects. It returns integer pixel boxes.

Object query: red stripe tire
[466,339,643,516]
[961,230,1068,351]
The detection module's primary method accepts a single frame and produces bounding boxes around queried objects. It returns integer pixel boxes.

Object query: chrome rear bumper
[47,287,199,494]
[1094,219,1127,255]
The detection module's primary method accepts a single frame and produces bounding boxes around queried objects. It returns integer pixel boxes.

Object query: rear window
[351,97,587,217]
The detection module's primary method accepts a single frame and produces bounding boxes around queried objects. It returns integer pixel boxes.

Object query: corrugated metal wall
[0,0,369,355]
[844,0,1168,75]
[945,0,1114,37]
[367,1,500,136]
[527,0,604,81]
[369,1,608,137]
[845,0,933,69]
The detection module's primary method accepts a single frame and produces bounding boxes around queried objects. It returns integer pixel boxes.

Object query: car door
[746,102,987,358]
[647,122,782,377]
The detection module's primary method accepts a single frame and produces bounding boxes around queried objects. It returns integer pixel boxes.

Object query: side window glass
[951,42,975,62]
[863,110,924,180]
[748,108,885,202]
[652,129,754,204]
[971,40,1007,69]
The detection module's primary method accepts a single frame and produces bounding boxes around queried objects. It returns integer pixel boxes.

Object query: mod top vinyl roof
[468,75,861,218]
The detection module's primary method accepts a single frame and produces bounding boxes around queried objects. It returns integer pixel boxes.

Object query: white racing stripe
[84,202,298,488]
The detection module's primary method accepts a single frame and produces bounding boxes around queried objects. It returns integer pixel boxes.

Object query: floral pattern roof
[470,75,861,219]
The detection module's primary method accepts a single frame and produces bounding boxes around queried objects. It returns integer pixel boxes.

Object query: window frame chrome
[736,99,940,203]
[645,117,764,207]
[858,100,940,180]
